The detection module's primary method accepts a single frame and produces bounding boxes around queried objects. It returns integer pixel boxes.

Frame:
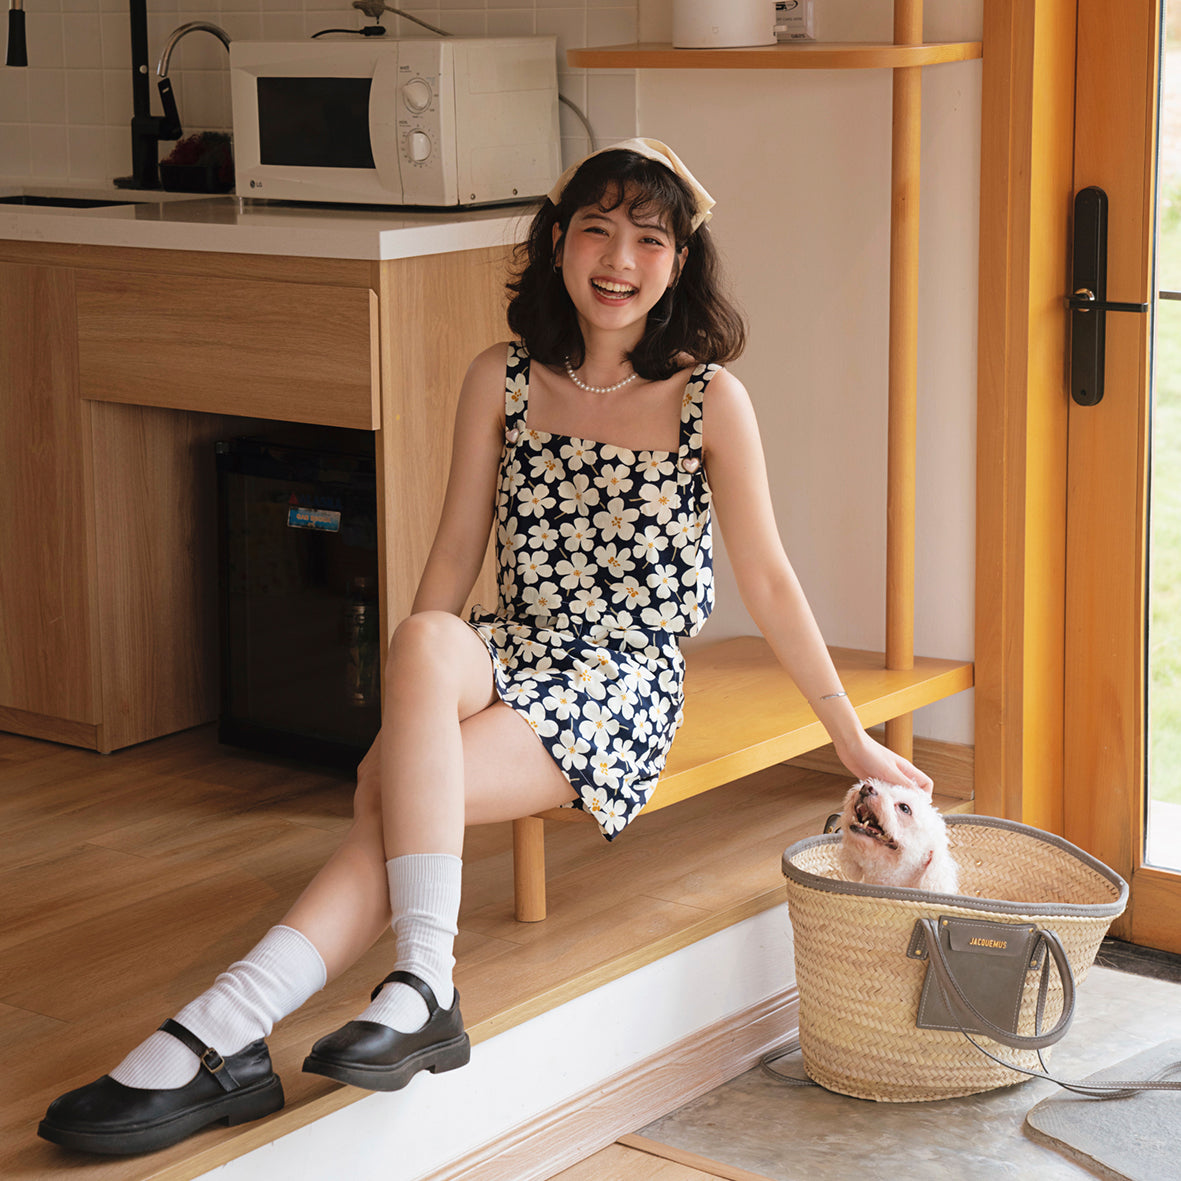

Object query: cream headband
[547,137,715,232]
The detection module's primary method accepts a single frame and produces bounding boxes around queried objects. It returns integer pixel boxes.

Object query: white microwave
[229,37,561,207]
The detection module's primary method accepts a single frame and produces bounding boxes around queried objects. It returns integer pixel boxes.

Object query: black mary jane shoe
[38,1019,285,1156]
[302,970,471,1092]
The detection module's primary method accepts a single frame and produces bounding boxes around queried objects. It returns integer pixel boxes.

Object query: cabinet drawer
[76,271,379,429]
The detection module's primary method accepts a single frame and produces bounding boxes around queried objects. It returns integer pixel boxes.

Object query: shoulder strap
[678,363,720,459]
[505,343,530,433]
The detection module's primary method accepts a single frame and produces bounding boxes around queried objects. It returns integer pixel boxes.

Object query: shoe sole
[37,1076,285,1156]
[302,1032,471,1092]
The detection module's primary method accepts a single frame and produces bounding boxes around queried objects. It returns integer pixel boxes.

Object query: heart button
[505,428,520,444]
[680,456,700,473]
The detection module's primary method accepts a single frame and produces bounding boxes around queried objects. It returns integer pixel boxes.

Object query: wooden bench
[511,635,974,921]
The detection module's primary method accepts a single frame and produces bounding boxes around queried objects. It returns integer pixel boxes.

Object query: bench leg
[513,815,547,922]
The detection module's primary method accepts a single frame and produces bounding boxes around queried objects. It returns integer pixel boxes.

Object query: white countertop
[0,182,533,260]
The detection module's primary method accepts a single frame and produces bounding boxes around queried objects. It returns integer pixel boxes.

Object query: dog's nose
[859,782,876,800]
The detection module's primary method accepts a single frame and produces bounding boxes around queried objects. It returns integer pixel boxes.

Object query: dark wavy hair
[506,149,746,380]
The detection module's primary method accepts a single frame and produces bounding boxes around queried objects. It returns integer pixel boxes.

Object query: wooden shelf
[567,40,982,72]
[542,638,974,821]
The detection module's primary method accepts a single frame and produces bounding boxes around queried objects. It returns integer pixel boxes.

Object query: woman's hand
[832,730,934,794]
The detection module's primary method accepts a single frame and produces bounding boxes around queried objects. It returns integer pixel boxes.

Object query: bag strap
[917,917,1181,1097]
[915,917,1075,1051]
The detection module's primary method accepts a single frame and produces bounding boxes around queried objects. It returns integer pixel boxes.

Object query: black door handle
[1068,186,1150,406]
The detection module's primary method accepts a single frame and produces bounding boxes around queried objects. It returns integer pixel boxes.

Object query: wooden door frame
[978,0,1178,950]
[976,0,1078,833]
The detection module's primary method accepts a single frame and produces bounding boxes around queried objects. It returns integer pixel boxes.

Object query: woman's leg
[313,613,573,1031]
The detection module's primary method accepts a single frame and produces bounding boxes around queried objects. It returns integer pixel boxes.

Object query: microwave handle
[370,54,405,200]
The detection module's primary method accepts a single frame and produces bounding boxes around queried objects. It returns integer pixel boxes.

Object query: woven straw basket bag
[781,815,1128,1103]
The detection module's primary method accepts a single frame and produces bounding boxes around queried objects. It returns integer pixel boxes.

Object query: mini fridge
[216,428,381,767]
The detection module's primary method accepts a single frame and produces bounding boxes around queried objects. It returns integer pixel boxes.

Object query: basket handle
[915,917,1075,1051]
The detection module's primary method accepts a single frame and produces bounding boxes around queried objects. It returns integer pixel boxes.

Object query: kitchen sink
[0,195,140,208]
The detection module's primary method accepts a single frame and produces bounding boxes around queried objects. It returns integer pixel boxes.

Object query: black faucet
[6,0,27,67]
[121,0,175,189]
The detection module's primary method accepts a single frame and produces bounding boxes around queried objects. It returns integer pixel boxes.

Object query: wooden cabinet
[0,262,100,746]
[76,271,380,428]
[0,241,508,753]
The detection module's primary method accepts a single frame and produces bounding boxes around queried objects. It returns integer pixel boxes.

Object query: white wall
[0,1,638,183]
[641,0,981,744]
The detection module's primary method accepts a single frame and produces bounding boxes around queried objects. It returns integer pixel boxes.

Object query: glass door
[1065,0,1181,952]
[1149,5,1181,873]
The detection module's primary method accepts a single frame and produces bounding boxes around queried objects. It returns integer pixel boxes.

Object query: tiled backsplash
[0,0,637,185]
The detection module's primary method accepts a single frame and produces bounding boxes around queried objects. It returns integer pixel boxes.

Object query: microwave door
[369,54,406,203]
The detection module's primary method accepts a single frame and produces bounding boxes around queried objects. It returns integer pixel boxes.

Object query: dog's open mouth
[849,799,899,849]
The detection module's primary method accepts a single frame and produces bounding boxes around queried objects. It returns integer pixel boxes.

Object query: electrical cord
[559,94,595,151]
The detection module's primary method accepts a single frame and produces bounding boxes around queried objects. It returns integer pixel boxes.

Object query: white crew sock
[109,925,327,1090]
[358,853,462,1034]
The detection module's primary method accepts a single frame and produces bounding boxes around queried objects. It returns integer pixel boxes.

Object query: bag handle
[915,917,1074,1051]
[916,918,1181,1098]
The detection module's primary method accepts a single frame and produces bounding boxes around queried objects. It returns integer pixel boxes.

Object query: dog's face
[838,778,957,892]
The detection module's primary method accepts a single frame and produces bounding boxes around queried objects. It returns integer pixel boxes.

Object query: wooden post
[885,0,922,760]
[513,816,547,922]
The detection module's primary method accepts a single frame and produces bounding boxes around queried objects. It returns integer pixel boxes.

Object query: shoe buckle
[201,1047,225,1074]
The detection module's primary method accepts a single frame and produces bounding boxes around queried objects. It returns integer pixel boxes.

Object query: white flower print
[521,700,559,739]
[572,659,607,699]
[542,683,577,720]
[472,346,717,842]
[559,439,594,470]
[506,377,527,412]
[569,587,607,620]
[557,729,591,771]
[517,484,555,519]
[555,552,598,590]
[579,783,613,821]
[527,522,560,551]
[599,463,635,497]
[647,565,678,599]
[632,524,669,562]
[518,550,553,585]
[504,463,527,496]
[595,795,629,835]
[669,510,697,549]
[522,580,561,616]
[588,748,619,787]
[597,541,635,579]
[605,678,637,720]
[642,603,684,632]
[639,480,679,525]
[612,576,651,610]
[529,448,565,483]
[501,680,539,707]
[638,453,676,481]
[593,497,640,542]
[598,444,637,465]
[559,517,595,552]
[558,473,600,516]
[579,701,621,745]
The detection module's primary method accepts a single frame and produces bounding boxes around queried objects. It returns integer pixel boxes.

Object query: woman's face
[552,191,687,349]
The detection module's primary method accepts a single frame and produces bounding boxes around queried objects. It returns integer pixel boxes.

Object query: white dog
[837,778,959,893]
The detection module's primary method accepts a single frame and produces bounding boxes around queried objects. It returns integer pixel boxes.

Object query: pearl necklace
[563,357,639,394]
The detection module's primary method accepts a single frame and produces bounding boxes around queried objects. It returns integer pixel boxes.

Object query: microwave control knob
[402,79,432,113]
[407,130,432,163]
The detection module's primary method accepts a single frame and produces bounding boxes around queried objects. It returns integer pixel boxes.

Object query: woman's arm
[410,344,508,616]
[702,369,933,792]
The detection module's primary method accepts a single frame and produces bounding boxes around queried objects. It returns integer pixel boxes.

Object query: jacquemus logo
[969,937,1008,949]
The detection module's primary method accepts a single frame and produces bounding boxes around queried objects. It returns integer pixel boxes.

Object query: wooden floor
[0,724,970,1181]
[552,1135,777,1181]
